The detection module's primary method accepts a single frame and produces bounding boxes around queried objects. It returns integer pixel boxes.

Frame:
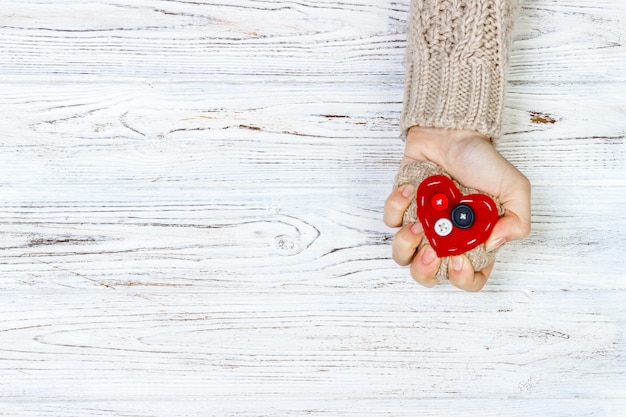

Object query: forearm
[401,0,521,142]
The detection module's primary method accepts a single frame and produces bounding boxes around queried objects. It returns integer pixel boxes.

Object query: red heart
[416,175,499,257]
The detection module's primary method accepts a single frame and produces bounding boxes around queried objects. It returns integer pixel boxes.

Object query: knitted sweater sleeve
[401,0,521,141]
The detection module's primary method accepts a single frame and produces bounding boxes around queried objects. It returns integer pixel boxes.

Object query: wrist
[403,126,492,172]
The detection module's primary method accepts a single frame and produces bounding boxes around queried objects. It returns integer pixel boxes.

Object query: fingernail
[401,184,415,198]
[452,255,464,271]
[410,222,423,235]
[422,246,437,265]
[486,237,506,252]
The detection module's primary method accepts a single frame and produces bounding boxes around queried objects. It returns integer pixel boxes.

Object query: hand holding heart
[383,126,531,292]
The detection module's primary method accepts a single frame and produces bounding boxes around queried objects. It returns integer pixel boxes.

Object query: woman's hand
[384,126,531,291]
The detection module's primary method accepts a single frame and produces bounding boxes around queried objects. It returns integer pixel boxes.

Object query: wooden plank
[0,82,623,189]
[3,400,626,417]
[0,0,407,82]
[0,290,624,402]
[0,183,624,292]
[511,0,626,83]
[1,0,624,84]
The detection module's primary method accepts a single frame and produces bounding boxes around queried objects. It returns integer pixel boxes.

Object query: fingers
[448,255,495,292]
[385,183,440,288]
[391,222,424,266]
[409,245,441,288]
[383,184,414,227]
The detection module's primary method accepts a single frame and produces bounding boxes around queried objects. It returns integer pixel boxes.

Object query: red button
[431,194,449,211]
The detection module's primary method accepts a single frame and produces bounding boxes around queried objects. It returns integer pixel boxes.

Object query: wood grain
[4,400,626,417]
[0,0,625,415]
[0,290,624,400]
[0,0,407,82]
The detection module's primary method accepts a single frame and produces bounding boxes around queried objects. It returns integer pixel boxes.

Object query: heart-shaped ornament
[416,175,499,257]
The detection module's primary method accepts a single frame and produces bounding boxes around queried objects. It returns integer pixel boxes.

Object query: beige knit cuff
[400,0,521,142]
[400,57,504,142]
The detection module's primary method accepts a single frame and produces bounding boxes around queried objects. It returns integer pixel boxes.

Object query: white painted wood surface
[0,0,625,415]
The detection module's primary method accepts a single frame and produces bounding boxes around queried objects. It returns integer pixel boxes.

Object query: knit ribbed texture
[401,0,521,141]
[394,161,505,281]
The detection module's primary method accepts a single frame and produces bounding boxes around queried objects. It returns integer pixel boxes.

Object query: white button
[434,218,453,237]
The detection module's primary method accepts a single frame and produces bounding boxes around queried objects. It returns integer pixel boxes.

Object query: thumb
[485,212,531,252]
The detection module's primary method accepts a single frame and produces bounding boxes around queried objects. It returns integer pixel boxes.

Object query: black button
[451,204,474,229]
